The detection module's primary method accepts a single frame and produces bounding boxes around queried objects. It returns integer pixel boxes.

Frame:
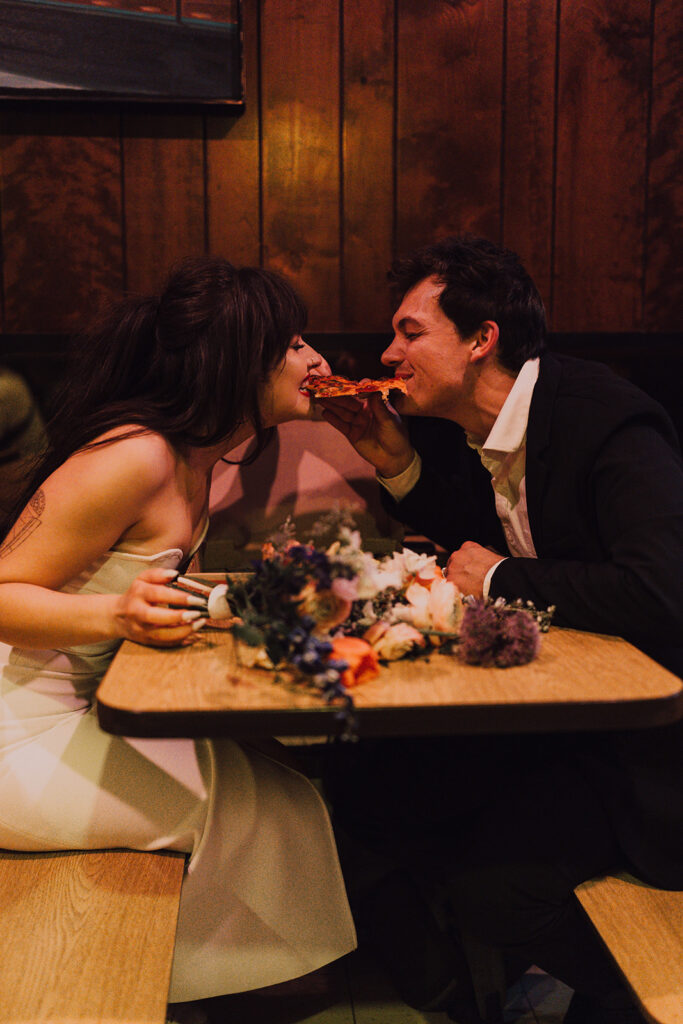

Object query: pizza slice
[303,374,408,400]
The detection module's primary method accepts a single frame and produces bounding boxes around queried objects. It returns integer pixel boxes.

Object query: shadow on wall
[207,420,403,569]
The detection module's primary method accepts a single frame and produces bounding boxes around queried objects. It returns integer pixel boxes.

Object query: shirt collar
[469,358,540,456]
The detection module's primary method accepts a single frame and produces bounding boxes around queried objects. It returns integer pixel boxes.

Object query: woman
[0,257,356,1008]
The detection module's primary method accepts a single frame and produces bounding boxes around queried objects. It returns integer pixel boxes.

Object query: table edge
[96,689,683,739]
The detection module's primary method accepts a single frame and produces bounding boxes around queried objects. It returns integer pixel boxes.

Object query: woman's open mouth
[300,372,322,394]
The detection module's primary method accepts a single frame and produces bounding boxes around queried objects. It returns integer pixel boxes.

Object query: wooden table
[96,625,683,739]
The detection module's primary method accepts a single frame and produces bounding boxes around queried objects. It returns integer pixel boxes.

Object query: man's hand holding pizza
[308,378,415,479]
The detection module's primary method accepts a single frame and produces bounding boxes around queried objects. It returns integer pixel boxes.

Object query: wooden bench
[575,872,683,1024]
[0,848,185,1024]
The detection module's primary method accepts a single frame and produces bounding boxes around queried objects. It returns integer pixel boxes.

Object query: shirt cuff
[483,557,507,598]
[377,451,422,502]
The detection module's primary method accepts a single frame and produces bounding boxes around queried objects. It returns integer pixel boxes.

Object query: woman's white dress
[0,541,356,1002]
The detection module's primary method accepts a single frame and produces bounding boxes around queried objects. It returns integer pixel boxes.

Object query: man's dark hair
[389,235,547,372]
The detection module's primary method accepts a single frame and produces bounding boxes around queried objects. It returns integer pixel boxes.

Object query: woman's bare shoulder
[53,427,179,508]
[77,427,177,479]
[0,429,180,577]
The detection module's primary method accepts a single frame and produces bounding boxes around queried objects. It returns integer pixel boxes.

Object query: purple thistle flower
[459,599,540,667]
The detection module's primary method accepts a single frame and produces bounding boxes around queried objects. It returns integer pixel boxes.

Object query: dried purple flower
[459,599,540,667]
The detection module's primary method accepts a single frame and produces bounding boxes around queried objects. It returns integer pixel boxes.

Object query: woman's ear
[470,321,499,363]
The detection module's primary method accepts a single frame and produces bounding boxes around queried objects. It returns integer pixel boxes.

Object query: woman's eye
[291,342,305,351]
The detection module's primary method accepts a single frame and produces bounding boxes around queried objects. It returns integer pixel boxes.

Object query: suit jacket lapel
[525,353,562,555]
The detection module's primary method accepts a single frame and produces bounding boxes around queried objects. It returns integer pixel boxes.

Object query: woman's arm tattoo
[0,489,45,559]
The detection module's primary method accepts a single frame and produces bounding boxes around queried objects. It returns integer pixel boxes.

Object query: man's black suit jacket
[382,352,683,887]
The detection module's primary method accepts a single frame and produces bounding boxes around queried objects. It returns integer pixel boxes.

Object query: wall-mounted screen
[0,0,243,108]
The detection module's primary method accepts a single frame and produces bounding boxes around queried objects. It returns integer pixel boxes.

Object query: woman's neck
[181,421,257,477]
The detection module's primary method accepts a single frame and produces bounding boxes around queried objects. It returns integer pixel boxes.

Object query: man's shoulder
[540,352,667,419]
[535,352,679,451]
[543,350,636,391]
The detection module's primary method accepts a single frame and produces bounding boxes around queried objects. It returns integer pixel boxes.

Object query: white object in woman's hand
[113,568,207,647]
[207,583,231,619]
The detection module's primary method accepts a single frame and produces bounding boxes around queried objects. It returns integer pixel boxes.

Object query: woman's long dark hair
[1,257,307,542]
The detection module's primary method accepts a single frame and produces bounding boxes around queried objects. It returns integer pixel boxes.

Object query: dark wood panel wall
[1,0,681,336]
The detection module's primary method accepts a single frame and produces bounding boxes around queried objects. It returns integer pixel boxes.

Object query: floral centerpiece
[218,514,554,736]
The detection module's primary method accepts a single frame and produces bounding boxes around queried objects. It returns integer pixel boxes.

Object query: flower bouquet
[216,514,554,735]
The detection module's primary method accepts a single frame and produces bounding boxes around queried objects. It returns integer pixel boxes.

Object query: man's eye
[404,332,419,341]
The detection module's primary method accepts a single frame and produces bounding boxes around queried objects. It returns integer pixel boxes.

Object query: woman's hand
[320,391,415,478]
[112,568,207,647]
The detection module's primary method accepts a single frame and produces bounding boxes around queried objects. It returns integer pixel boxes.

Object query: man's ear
[470,321,499,363]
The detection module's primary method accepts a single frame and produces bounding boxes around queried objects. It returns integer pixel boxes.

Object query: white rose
[372,564,405,593]
[401,547,440,578]
[372,622,426,660]
[356,552,397,599]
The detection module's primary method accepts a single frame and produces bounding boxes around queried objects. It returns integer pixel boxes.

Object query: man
[321,236,683,1024]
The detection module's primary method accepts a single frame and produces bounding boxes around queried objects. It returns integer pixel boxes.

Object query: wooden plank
[644,0,683,330]
[0,111,123,333]
[553,0,650,331]
[261,0,341,330]
[396,0,504,256]
[502,0,557,310]
[575,873,683,1024]
[96,627,683,739]
[122,115,206,295]
[0,849,184,1024]
[342,0,395,332]
[206,0,260,265]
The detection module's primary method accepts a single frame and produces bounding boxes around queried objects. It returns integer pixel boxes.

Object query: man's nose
[381,337,402,366]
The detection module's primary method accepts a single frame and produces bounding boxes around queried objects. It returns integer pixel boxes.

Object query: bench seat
[0,848,185,1024]
[575,872,683,1024]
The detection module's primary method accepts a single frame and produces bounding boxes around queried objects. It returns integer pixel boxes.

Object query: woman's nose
[310,350,331,375]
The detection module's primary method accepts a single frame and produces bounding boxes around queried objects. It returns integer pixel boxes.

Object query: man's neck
[452,362,518,442]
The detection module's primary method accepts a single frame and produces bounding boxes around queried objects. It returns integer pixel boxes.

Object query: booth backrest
[206,419,403,568]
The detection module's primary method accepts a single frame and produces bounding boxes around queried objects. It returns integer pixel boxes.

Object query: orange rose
[329,636,380,689]
[414,562,445,588]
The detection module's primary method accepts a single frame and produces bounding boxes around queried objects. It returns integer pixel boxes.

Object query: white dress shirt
[378,358,540,596]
